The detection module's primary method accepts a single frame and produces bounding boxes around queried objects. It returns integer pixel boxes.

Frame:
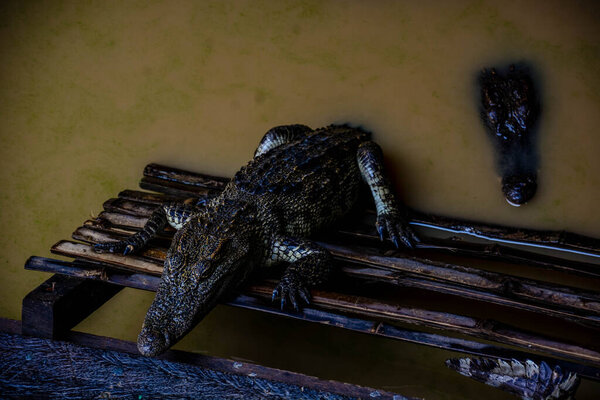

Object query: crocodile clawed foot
[93,241,135,255]
[376,212,419,249]
[272,272,311,312]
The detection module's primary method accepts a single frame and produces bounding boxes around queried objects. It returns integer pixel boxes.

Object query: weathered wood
[21,274,122,339]
[118,188,600,278]
[0,329,404,400]
[24,258,600,382]
[42,242,600,366]
[52,240,165,275]
[70,217,600,329]
[247,283,600,366]
[410,210,600,254]
[25,256,161,292]
[338,215,600,279]
[140,175,209,198]
[23,162,600,396]
[140,163,600,270]
[118,189,182,204]
[144,163,230,189]
[322,243,600,317]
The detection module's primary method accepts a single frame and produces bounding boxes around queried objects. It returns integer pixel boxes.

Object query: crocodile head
[480,64,540,206]
[137,202,256,356]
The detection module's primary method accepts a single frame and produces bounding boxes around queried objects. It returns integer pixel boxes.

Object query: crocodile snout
[502,174,537,206]
[137,326,171,356]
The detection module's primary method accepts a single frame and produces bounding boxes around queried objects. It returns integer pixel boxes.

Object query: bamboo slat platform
[21,163,600,396]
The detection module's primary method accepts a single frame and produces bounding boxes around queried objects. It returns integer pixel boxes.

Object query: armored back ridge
[95,124,418,356]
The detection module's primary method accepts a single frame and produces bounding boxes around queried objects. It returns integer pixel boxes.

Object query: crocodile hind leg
[357,141,419,248]
[254,124,313,158]
[266,235,332,311]
[94,202,197,254]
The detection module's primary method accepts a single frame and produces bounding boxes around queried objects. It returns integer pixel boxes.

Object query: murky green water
[1,1,599,398]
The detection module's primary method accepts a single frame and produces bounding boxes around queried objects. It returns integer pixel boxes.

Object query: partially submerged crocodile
[479,64,541,206]
[95,124,418,356]
[446,357,580,400]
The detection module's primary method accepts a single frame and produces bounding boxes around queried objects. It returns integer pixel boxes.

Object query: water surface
[1,1,598,398]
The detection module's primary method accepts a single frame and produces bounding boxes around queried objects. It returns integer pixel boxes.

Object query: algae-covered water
[1,1,599,398]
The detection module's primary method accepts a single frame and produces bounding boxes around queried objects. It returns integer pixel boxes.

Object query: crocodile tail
[445,357,580,400]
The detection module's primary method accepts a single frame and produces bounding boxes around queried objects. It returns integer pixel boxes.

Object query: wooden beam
[69,215,600,329]
[30,250,600,367]
[24,257,600,382]
[21,274,122,339]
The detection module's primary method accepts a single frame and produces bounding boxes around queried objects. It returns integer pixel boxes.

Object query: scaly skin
[95,124,418,356]
[446,357,580,400]
[479,64,540,206]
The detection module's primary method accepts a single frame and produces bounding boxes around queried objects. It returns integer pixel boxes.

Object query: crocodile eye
[178,235,194,253]
[207,238,230,261]
[196,262,214,278]
[168,253,183,269]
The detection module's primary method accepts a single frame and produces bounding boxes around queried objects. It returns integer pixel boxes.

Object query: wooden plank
[71,220,600,328]
[337,216,600,279]
[0,328,405,400]
[117,187,600,279]
[25,256,161,292]
[143,163,230,189]
[24,258,600,382]
[139,176,207,198]
[118,189,182,204]
[51,240,164,276]
[21,274,122,339]
[322,243,600,317]
[42,242,600,366]
[246,283,600,367]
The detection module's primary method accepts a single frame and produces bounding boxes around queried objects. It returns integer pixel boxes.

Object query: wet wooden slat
[322,243,600,316]
[143,163,230,189]
[72,224,600,327]
[115,189,600,279]
[80,206,600,324]
[23,257,600,381]
[46,241,600,366]
[51,241,164,276]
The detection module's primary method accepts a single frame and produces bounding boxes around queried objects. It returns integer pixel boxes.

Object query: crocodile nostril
[502,174,537,206]
[137,327,170,356]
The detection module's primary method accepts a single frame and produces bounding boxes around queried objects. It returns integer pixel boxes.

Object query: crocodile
[446,357,580,400]
[479,64,541,206]
[95,124,419,356]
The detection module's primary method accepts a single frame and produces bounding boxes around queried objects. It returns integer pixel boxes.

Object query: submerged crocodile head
[137,201,257,356]
[480,64,540,206]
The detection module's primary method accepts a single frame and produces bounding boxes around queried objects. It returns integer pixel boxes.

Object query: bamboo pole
[24,257,600,381]
[48,239,600,367]
[80,203,600,326]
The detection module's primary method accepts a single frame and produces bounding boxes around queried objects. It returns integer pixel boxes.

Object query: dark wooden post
[22,273,122,339]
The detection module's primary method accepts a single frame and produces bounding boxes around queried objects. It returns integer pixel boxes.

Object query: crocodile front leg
[266,235,332,311]
[357,141,419,248]
[94,202,197,254]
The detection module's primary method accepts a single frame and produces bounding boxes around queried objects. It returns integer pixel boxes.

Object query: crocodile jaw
[137,257,250,356]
